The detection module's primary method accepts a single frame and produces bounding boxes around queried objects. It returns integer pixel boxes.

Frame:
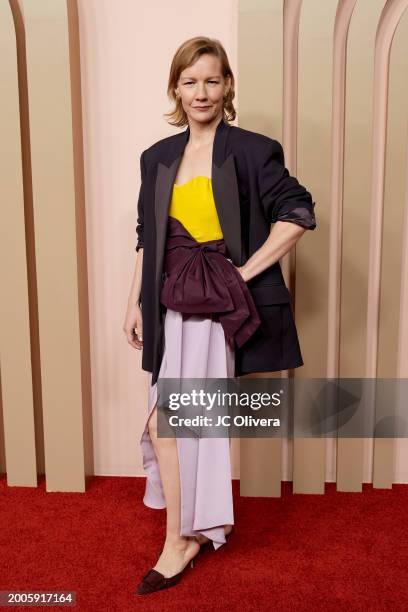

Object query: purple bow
[160,216,261,348]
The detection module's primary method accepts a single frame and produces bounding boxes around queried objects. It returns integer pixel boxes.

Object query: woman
[124,36,316,595]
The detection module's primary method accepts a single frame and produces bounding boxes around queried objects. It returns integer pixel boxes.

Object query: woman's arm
[238,140,316,282]
[123,150,147,349]
[123,249,144,349]
[238,221,306,282]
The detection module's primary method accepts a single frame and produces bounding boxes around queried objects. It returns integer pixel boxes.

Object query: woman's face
[176,53,230,125]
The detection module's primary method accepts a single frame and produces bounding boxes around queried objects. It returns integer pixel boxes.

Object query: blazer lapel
[211,153,242,265]
[154,159,180,286]
[154,117,242,287]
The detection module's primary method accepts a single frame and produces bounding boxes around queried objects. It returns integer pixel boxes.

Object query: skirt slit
[139,307,235,550]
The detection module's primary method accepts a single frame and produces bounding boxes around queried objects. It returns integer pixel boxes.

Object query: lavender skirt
[140,307,235,550]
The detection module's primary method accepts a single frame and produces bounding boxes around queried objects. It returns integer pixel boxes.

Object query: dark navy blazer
[134,117,316,385]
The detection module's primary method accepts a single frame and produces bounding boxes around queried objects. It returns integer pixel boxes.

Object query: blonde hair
[164,36,236,128]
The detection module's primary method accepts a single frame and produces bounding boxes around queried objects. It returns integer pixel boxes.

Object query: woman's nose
[195,86,207,99]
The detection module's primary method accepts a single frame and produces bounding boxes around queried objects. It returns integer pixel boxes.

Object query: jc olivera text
[167,414,281,428]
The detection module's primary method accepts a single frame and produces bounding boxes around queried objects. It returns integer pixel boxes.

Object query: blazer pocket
[249,283,292,305]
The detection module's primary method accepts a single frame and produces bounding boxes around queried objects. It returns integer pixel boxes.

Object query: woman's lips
[195,106,211,111]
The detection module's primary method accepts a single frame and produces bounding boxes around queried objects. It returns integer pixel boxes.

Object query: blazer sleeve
[135,149,147,252]
[257,140,316,230]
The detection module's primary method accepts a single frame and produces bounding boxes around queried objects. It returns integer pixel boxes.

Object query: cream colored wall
[77,0,407,483]
[1,0,407,489]
[238,0,408,488]
[76,0,238,476]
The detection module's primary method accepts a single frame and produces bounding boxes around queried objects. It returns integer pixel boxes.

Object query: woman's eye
[183,81,219,85]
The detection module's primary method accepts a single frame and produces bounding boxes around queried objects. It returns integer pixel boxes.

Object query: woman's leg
[147,402,234,563]
[147,402,200,577]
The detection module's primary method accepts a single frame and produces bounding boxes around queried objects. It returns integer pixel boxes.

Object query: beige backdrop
[0,0,407,493]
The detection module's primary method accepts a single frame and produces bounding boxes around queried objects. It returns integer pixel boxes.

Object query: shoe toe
[136,582,153,595]
[136,569,165,595]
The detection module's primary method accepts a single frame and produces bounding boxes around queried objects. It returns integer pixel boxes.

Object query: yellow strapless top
[168,176,223,242]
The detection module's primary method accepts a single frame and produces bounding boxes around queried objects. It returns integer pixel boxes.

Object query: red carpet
[1,475,407,611]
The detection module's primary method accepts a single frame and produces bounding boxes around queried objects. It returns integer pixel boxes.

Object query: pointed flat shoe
[136,555,196,595]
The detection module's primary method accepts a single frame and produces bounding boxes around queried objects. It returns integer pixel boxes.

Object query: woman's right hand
[123,301,143,350]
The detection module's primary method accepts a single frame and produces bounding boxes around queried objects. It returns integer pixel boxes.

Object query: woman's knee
[148,407,177,452]
[148,405,158,441]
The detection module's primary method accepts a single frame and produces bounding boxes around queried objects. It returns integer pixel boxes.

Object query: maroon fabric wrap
[160,216,261,348]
